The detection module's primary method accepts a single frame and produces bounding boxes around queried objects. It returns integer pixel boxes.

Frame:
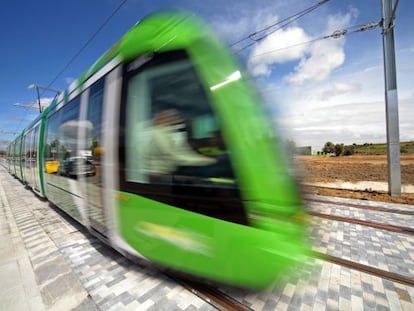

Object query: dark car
[59,157,96,177]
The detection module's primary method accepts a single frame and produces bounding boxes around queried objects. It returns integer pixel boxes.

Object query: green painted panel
[116,191,306,289]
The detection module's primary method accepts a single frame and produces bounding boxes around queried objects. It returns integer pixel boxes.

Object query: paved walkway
[0,177,46,311]
[219,195,414,310]
[0,167,212,311]
[1,162,414,310]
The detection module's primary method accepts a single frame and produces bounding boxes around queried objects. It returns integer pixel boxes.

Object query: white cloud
[286,38,345,85]
[248,26,311,76]
[33,97,54,111]
[267,59,385,116]
[325,8,359,33]
[209,4,414,151]
[285,10,357,86]
[210,6,280,46]
[317,82,361,101]
[40,97,54,109]
[247,10,357,85]
[269,46,414,151]
[279,97,414,150]
[13,97,54,112]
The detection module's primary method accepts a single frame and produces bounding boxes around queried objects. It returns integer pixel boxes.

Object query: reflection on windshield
[125,56,235,187]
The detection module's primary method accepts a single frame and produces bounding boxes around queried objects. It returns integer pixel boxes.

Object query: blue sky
[1,0,413,151]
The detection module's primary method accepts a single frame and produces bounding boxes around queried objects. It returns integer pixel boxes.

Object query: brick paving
[215,197,414,310]
[306,196,414,228]
[1,162,414,310]
[306,194,414,279]
[0,166,213,311]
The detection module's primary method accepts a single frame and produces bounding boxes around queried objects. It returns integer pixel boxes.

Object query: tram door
[83,79,106,234]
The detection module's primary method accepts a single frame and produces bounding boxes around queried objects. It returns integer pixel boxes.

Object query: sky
[1,0,413,151]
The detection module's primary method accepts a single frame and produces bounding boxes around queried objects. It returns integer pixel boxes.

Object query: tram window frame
[85,78,105,162]
[33,123,39,165]
[44,96,81,168]
[118,50,247,225]
[24,128,33,183]
[122,51,236,186]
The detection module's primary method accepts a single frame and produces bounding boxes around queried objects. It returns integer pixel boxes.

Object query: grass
[353,141,414,155]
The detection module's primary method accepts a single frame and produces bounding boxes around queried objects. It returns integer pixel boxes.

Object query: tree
[334,143,344,156]
[322,141,335,154]
[343,145,355,156]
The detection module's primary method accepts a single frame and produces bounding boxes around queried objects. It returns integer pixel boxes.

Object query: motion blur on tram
[6,10,308,289]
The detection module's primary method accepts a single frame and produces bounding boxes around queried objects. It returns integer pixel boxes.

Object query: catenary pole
[381,0,401,196]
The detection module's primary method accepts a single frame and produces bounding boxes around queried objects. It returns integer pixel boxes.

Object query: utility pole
[28,84,62,113]
[381,0,401,196]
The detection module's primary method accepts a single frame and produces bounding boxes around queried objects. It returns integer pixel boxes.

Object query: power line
[249,21,380,59]
[11,0,129,137]
[231,0,330,46]
[251,0,330,42]
[231,0,330,53]
[42,0,129,95]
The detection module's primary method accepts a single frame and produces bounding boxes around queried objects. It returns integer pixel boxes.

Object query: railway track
[111,196,414,311]
[306,197,414,215]
[177,250,414,310]
[177,279,252,311]
[307,198,414,289]
[311,251,414,288]
[308,211,414,235]
[4,166,413,309]
[48,201,251,311]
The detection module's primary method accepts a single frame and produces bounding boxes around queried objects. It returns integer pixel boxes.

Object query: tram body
[7,11,307,289]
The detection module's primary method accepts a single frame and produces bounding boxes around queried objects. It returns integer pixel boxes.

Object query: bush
[343,145,355,156]
[322,141,335,154]
[334,144,344,156]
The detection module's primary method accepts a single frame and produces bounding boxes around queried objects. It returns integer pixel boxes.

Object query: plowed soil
[296,154,414,205]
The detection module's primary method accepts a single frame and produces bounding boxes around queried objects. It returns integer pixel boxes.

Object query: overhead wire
[11,0,383,138]
[249,21,380,59]
[41,0,129,95]
[12,0,128,137]
[249,0,330,42]
[231,0,331,53]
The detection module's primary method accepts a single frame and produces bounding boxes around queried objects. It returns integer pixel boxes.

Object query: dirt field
[295,154,414,205]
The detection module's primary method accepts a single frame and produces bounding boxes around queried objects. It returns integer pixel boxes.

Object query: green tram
[7,11,307,289]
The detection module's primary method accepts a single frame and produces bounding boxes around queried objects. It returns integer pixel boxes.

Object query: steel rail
[306,197,414,215]
[171,277,253,311]
[309,211,414,235]
[311,251,414,287]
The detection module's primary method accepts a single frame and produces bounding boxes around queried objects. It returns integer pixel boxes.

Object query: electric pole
[28,84,62,113]
[381,0,401,196]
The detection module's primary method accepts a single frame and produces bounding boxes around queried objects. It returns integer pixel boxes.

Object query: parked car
[59,157,96,177]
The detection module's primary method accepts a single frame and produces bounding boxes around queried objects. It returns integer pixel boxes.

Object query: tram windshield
[124,52,235,188]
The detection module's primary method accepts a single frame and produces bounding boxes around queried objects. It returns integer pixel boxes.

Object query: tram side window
[44,97,81,174]
[44,111,60,173]
[21,135,26,167]
[25,130,32,167]
[6,145,10,167]
[86,79,104,163]
[124,53,235,187]
[33,124,39,168]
